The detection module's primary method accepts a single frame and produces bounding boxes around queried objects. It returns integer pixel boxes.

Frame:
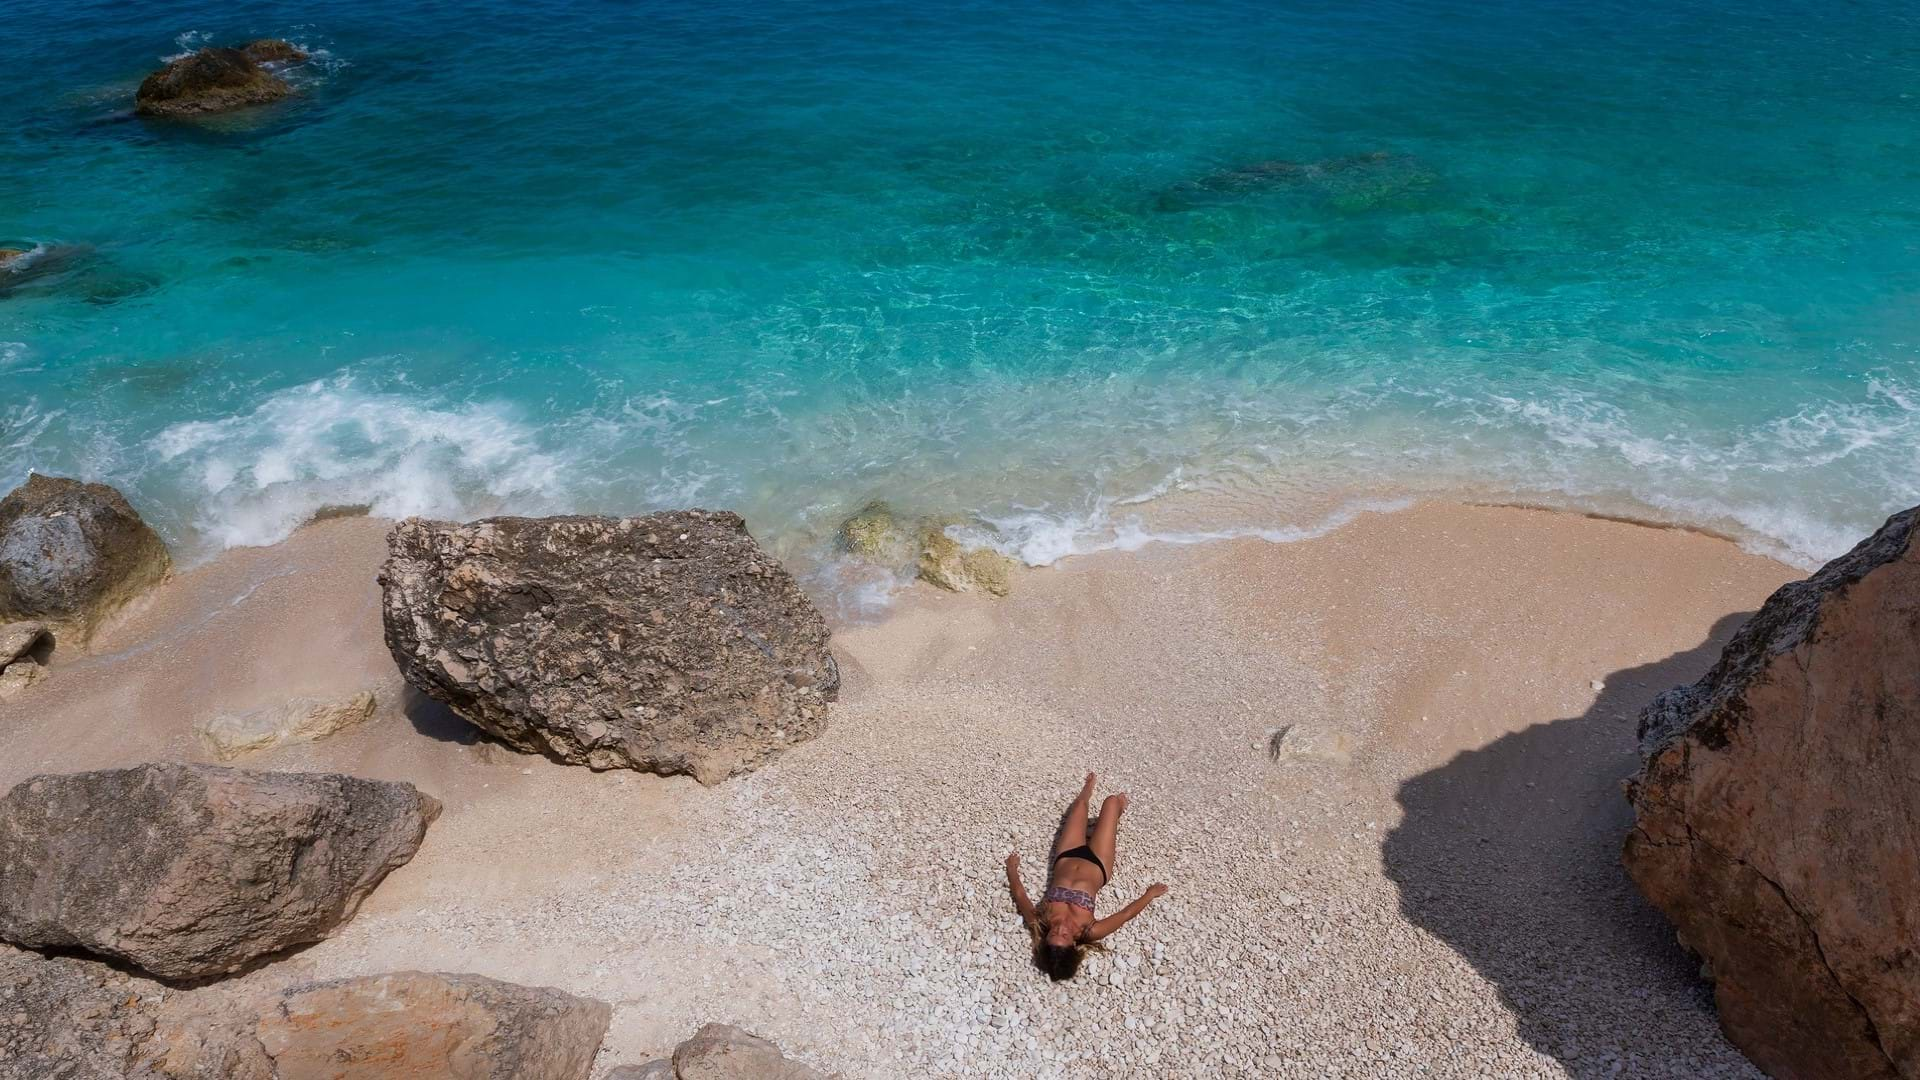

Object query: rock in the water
[240,39,308,64]
[248,972,609,1080]
[0,944,170,1080]
[0,248,28,266]
[0,474,170,643]
[380,510,838,785]
[1624,505,1920,1080]
[917,527,1015,597]
[835,500,916,565]
[671,1023,827,1080]
[195,691,377,760]
[134,44,300,118]
[0,764,438,982]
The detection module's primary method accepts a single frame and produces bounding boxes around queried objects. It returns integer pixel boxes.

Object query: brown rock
[671,1023,827,1080]
[380,511,838,784]
[0,249,27,265]
[0,764,439,982]
[0,473,170,643]
[0,620,50,700]
[134,46,294,118]
[0,944,171,1080]
[195,691,377,760]
[240,39,308,64]
[1624,505,1920,1080]
[249,972,609,1080]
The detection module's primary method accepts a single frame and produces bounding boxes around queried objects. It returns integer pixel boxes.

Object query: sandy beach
[0,501,1797,1078]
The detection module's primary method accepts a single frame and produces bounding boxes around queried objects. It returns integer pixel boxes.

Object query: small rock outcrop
[0,473,170,642]
[1624,505,1920,1080]
[195,691,377,760]
[381,511,839,785]
[916,526,1015,597]
[612,1023,826,1080]
[0,620,50,700]
[834,502,1018,597]
[134,40,307,118]
[0,944,170,1080]
[0,764,438,982]
[835,500,917,566]
[252,972,608,1080]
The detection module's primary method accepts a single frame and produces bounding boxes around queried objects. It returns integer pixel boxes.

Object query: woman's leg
[1052,772,1097,857]
[1089,793,1127,880]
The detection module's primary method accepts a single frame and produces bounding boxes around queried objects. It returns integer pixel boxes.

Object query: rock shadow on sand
[1382,613,1764,1079]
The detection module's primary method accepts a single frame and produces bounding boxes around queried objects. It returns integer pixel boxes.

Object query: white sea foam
[148,376,561,549]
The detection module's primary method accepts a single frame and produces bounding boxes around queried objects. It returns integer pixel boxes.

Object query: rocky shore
[2,476,1914,1078]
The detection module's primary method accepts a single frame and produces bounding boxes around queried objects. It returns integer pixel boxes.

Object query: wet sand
[0,502,1797,1078]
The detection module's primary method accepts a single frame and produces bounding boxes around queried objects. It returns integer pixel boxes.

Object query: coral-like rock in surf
[195,691,377,760]
[834,501,1019,597]
[1624,504,1920,1080]
[836,499,916,565]
[134,41,305,118]
[918,526,1015,597]
[380,510,839,785]
[0,473,170,643]
[0,764,438,982]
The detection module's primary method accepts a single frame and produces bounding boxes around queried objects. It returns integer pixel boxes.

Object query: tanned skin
[1007,772,1169,953]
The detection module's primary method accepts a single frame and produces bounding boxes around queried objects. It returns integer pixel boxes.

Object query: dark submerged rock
[380,510,838,784]
[1624,505,1920,1080]
[0,473,170,642]
[0,764,439,982]
[134,41,305,118]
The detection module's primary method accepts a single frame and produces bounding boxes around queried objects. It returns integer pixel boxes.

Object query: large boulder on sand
[166,971,610,1080]
[134,41,307,118]
[380,511,838,784]
[0,473,170,642]
[1624,505,1920,1080]
[0,764,438,982]
[0,944,170,1080]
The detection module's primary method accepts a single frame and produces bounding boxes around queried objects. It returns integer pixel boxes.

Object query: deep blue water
[4,0,1919,596]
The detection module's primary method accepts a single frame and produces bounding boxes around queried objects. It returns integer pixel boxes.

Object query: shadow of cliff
[1382,613,1758,1078]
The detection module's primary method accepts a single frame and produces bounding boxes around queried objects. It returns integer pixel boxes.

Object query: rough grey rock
[672,1023,828,1080]
[0,944,170,1080]
[1625,504,1920,1080]
[0,764,439,982]
[134,41,306,118]
[0,474,170,642]
[380,510,838,785]
[194,691,377,760]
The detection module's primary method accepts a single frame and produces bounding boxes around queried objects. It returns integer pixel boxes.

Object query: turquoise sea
[5,0,1919,603]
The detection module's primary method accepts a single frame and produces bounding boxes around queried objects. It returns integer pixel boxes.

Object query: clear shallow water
[5,0,1919,595]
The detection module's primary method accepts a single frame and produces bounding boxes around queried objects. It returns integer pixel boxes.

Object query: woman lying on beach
[1006,773,1169,981]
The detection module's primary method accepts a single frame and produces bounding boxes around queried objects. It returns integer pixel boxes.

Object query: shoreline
[2,500,1798,1077]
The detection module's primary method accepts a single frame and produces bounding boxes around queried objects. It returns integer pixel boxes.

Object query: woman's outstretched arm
[1006,852,1038,931]
[1087,882,1169,941]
